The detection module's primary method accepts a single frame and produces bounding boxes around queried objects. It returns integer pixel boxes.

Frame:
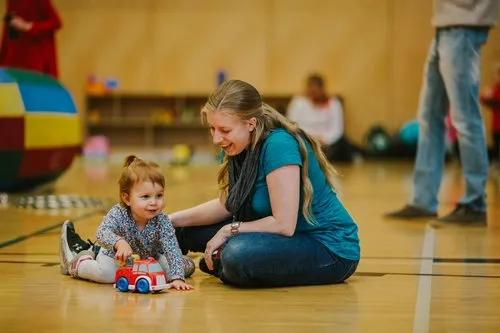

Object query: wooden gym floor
[0,158,499,333]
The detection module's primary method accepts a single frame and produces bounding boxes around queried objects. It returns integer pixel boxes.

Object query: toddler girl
[59,155,194,290]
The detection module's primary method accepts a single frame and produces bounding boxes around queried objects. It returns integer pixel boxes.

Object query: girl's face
[122,181,164,225]
[206,110,256,156]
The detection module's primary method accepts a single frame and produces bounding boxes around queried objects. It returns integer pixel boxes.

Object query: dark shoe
[385,205,437,220]
[87,239,101,259]
[199,257,214,275]
[198,250,222,277]
[66,221,93,253]
[438,204,487,224]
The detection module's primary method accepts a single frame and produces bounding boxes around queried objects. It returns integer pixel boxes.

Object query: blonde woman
[172,80,360,287]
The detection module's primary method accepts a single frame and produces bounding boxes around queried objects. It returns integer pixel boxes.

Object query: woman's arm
[230,165,300,236]
[203,165,300,269]
[208,165,300,246]
[169,198,232,228]
[26,0,62,36]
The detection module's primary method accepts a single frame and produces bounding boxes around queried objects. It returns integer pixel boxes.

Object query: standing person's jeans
[412,27,490,213]
[176,221,359,288]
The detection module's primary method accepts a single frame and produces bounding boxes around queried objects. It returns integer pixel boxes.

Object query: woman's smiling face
[206,109,255,156]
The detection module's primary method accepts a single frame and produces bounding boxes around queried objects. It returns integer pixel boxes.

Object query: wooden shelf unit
[84,93,293,149]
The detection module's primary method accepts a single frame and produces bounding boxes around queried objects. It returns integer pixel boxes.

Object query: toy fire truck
[114,256,169,294]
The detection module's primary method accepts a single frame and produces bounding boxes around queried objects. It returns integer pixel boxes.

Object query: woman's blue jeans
[176,221,358,288]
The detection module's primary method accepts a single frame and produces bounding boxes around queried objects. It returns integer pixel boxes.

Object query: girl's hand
[168,279,194,291]
[114,239,133,263]
[204,225,230,271]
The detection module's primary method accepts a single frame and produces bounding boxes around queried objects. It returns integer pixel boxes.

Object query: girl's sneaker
[183,256,196,278]
[59,220,93,275]
[67,250,95,278]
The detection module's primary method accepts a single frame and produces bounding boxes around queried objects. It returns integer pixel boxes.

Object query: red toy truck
[114,256,169,294]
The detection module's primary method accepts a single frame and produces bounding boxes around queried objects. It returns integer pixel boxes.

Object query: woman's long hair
[201,80,339,223]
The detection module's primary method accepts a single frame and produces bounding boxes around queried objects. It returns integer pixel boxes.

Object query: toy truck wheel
[136,278,150,294]
[116,277,129,292]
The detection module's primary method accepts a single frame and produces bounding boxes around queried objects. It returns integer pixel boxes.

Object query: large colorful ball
[0,68,81,192]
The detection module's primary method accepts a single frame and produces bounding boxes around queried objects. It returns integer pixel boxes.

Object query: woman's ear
[121,192,130,206]
[248,117,257,131]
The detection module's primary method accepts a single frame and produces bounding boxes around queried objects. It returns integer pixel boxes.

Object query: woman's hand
[204,225,231,270]
[10,16,32,32]
[168,279,194,291]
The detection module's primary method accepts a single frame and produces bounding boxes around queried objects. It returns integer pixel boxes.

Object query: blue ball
[399,120,419,147]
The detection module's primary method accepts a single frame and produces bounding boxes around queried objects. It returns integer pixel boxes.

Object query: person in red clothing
[0,0,62,78]
[480,66,500,163]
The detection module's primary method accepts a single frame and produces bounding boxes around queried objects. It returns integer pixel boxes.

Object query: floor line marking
[413,225,435,333]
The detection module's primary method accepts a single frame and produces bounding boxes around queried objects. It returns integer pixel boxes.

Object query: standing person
[0,0,62,78]
[172,79,360,288]
[386,0,499,224]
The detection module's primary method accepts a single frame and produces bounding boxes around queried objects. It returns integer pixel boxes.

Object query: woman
[172,79,360,288]
[0,0,62,78]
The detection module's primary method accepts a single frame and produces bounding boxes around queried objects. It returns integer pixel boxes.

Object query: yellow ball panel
[0,84,24,117]
[24,114,82,149]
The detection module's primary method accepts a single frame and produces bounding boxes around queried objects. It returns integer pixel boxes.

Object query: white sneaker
[59,220,74,275]
[59,220,93,275]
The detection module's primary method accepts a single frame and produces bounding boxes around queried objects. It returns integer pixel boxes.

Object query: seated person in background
[287,74,362,162]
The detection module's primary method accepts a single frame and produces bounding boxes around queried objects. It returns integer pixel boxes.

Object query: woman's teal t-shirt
[249,128,360,260]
